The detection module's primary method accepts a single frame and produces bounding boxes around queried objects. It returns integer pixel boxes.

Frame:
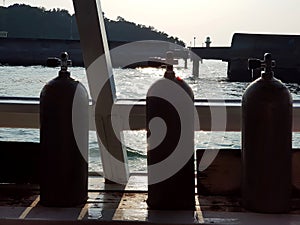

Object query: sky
[2,0,300,46]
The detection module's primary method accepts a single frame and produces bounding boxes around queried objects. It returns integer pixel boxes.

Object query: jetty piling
[192,55,200,78]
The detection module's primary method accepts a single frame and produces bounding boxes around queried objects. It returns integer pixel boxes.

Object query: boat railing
[1,96,300,131]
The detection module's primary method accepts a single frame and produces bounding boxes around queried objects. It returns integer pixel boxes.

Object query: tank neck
[59,70,71,78]
[164,70,176,80]
[261,53,274,80]
[261,71,274,80]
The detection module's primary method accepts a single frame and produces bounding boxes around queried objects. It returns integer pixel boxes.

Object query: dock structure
[191,46,231,77]
[191,47,231,61]
[191,33,300,83]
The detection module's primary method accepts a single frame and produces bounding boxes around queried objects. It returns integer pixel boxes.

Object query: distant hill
[0,4,185,46]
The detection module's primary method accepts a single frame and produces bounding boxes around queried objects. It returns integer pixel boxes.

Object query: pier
[191,33,300,83]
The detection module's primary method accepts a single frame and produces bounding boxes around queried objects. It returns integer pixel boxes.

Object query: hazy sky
[3,0,300,46]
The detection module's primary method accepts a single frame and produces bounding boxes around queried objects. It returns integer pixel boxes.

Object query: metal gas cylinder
[146,65,195,210]
[242,53,292,213]
[40,52,89,207]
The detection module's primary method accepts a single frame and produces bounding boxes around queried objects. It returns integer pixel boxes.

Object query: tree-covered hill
[0,4,185,46]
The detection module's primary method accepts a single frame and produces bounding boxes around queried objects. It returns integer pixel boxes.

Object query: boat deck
[1,174,300,225]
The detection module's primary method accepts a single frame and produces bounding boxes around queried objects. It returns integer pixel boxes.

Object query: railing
[1,97,300,131]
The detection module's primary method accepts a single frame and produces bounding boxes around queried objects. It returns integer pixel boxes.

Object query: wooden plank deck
[1,174,300,224]
[0,174,200,224]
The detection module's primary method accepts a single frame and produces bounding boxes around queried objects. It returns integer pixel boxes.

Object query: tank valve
[46,52,72,68]
[60,52,72,72]
[248,53,276,74]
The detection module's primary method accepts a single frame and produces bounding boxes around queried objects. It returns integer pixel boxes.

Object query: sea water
[1,60,300,172]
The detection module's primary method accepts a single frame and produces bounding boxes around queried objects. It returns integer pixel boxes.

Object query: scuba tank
[40,52,89,207]
[146,65,195,210]
[242,53,292,213]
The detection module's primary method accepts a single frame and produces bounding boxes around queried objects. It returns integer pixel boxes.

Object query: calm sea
[1,59,300,172]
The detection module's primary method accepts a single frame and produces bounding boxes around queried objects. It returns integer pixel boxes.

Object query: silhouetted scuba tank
[242,53,292,213]
[40,52,89,207]
[146,65,195,210]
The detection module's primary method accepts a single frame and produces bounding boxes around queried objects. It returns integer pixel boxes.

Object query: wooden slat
[19,196,40,219]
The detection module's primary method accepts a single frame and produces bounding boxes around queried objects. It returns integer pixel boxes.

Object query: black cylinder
[242,54,292,213]
[40,69,89,207]
[146,68,195,210]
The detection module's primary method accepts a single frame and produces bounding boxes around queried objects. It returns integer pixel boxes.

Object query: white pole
[72,0,129,184]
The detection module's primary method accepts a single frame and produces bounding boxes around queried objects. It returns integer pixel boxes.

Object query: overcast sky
[3,0,300,46]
